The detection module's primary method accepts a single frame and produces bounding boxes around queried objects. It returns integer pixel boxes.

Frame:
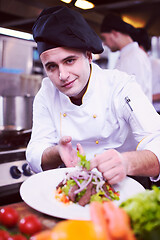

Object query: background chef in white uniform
[132,27,160,115]
[100,13,152,103]
[26,6,160,188]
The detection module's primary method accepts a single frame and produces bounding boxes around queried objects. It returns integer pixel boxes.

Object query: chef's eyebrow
[62,55,79,63]
[45,55,78,68]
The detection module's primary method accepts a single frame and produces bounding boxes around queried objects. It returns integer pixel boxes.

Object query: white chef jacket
[26,63,160,181]
[150,56,160,112]
[115,42,152,102]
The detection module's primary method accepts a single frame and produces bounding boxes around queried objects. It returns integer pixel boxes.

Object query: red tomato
[19,215,42,236]
[9,234,27,240]
[0,207,19,228]
[0,229,10,240]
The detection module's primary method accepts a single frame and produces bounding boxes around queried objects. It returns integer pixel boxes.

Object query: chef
[26,6,160,187]
[100,13,152,103]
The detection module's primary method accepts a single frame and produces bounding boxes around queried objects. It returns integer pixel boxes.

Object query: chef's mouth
[62,79,76,88]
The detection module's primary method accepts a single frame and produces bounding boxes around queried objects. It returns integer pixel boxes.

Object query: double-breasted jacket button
[93,114,97,118]
[95,140,99,144]
[63,113,67,117]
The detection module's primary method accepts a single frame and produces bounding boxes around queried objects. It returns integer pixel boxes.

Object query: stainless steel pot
[0,95,34,131]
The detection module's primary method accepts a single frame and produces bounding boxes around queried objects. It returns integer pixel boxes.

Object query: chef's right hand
[90,149,128,185]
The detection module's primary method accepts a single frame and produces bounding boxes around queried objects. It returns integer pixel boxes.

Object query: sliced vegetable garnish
[55,153,120,206]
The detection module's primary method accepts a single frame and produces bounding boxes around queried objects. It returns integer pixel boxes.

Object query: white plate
[20,168,145,220]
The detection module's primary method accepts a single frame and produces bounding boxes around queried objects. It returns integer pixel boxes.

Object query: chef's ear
[86,51,92,63]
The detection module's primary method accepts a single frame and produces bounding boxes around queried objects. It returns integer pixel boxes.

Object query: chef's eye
[66,58,76,65]
[46,64,57,71]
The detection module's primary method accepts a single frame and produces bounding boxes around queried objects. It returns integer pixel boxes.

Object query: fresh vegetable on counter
[19,215,42,236]
[0,229,11,240]
[0,207,19,228]
[0,207,42,239]
[90,201,136,240]
[31,201,136,240]
[90,201,111,240]
[120,185,160,240]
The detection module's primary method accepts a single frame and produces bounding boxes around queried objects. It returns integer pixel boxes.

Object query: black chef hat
[33,6,103,55]
[101,13,136,37]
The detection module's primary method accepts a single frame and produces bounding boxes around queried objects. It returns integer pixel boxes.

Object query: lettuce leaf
[62,179,76,195]
[120,186,160,238]
[90,190,106,203]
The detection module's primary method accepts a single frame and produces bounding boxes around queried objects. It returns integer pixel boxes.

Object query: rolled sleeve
[137,133,160,181]
[26,142,53,173]
[26,78,58,173]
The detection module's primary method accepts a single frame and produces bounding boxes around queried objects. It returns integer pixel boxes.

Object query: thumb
[90,156,99,170]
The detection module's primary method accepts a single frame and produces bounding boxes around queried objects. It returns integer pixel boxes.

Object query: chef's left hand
[58,136,84,167]
[90,149,128,185]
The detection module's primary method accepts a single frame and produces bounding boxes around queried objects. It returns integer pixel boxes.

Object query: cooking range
[0,131,34,205]
[0,68,43,205]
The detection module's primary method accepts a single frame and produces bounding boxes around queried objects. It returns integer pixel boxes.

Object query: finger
[59,136,72,145]
[90,157,99,170]
[107,174,123,185]
[77,143,85,155]
[103,169,125,185]
[90,153,110,170]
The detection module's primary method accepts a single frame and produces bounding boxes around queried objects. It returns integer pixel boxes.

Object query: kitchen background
[1,0,160,205]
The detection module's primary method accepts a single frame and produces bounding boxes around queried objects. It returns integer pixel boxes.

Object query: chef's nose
[59,66,69,81]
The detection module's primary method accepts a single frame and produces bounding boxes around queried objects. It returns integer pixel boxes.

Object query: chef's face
[40,47,92,99]
[101,32,119,52]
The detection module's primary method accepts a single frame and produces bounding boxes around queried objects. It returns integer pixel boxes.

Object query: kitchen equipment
[0,95,34,131]
[0,94,33,151]
[0,147,34,205]
[0,125,33,205]
[0,71,41,206]
[0,128,31,151]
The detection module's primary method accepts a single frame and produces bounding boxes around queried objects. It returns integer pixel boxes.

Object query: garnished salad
[55,152,120,206]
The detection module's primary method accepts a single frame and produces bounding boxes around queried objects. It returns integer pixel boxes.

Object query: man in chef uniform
[100,13,152,103]
[26,6,160,187]
[132,27,160,115]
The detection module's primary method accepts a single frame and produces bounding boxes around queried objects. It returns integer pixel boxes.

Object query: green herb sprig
[77,151,90,170]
